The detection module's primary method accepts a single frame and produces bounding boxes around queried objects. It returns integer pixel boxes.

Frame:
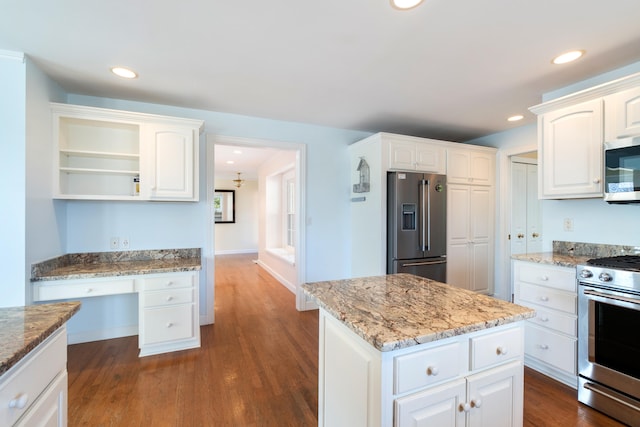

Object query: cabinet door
[447,149,495,185]
[389,140,417,170]
[144,125,197,200]
[395,379,466,427]
[447,185,471,289]
[415,143,446,173]
[467,361,523,427]
[15,371,67,427]
[540,99,603,198]
[605,86,640,140]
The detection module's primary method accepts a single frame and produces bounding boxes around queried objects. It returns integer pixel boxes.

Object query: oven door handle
[583,288,640,306]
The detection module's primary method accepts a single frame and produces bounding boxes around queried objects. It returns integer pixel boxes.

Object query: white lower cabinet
[138,272,200,357]
[396,361,522,427]
[32,271,200,357]
[319,310,525,427]
[0,328,68,427]
[513,260,577,388]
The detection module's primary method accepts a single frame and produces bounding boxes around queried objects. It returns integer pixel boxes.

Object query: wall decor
[214,189,235,223]
[353,157,370,193]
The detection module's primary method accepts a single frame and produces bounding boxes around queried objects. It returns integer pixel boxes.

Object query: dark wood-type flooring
[68,254,625,426]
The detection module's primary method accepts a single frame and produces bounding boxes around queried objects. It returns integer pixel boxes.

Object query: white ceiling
[2,0,640,142]
[214,145,282,180]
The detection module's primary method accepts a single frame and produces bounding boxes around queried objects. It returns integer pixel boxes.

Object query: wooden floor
[68,254,625,426]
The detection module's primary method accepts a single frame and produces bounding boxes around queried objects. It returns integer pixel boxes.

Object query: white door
[510,159,542,255]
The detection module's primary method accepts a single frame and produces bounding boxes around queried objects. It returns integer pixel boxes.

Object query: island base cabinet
[395,362,522,427]
[317,309,525,427]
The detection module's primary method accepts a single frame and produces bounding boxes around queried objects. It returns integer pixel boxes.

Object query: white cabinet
[387,135,446,173]
[52,103,202,201]
[141,124,197,200]
[513,260,577,388]
[318,310,525,427]
[537,99,603,199]
[138,272,200,357]
[446,148,495,186]
[447,184,494,294]
[0,327,68,427]
[32,271,200,357]
[604,86,640,141]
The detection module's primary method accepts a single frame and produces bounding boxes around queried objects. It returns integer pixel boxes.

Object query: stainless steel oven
[578,256,640,427]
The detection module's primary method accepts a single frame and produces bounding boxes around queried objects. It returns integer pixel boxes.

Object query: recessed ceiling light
[390,0,424,10]
[552,50,585,65]
[507,115,524,122]
[111,66,138,79]
[226,160,235,164]
[233,150,243,154]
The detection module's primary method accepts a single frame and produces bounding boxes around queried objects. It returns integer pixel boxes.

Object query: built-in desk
[30,249,201,357]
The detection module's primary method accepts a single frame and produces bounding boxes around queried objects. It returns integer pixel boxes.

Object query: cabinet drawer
[515,263,576,292]
[142,288,193,308]
[517,283,576,314]
[524,324,576,374]
[394,342,462,394]
[141,304,195,345]
[34,278,135,301]
[470,327,522,371]
[141,274,194,291]
[518,303,577,337]
[0,328,66,427]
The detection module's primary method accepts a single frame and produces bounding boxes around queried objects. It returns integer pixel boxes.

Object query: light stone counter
[511,252,589,268]
[0,302,80,375]
[302,273,535,352]
[31,248,201,281]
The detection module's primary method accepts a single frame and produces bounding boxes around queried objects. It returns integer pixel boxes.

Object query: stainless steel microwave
[604,137,640,203]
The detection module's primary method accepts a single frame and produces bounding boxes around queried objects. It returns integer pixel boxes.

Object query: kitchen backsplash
[553,241,640,257]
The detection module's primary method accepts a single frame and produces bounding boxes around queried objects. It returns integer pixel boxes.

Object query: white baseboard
[67,325,138,345]
[256,260,296,294]
[214,249,258,255]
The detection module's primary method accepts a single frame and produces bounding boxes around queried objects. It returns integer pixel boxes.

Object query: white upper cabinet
[447,147,495,186]
[538,99,603,199]
[141,124,198,201]
[604,86,640,141]
[387,134,446,174]
[52,103,203,201]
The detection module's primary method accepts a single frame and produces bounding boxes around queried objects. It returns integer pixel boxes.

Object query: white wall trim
[208,134,310,311]
[67,325,138,345]
[0,50,25,61]
[256,260,296,294]
[215,249,258,255]
[496,142,538,302]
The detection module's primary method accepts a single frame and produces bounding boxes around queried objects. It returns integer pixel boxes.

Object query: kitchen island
[1,302,80,426]
[303,273,535,427]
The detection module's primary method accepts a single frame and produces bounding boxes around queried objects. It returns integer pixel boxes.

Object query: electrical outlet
[110,237,119,250]
[121,237,130,250]
[563,218,574,232]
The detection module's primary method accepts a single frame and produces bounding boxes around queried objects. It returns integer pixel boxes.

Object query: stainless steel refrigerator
[387,171,447,282]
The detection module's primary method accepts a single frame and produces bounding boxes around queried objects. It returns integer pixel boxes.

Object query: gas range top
[586,255,640,272]
[579,255,640,294]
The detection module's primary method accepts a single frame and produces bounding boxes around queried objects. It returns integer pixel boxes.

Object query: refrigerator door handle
[401,260,447,267]
[421,179,430,252]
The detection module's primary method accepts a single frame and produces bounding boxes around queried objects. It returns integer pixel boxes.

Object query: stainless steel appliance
[604,137,640,203]
[577,256,640,427]
[387,171,446,282]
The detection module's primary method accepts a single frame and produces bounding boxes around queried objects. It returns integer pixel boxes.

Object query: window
[283,170,295,250]
[265,167,295,264]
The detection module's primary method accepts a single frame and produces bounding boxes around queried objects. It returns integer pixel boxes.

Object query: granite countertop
[302,273,535,352]
[511,252,590,268]
[31,248,201,281]
[0,302,80,376]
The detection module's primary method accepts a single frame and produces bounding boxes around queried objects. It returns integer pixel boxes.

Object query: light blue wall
[66,94,372,282]
[0,53,27,307]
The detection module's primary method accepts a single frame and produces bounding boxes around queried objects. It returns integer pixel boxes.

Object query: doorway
[204,134,308,325]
